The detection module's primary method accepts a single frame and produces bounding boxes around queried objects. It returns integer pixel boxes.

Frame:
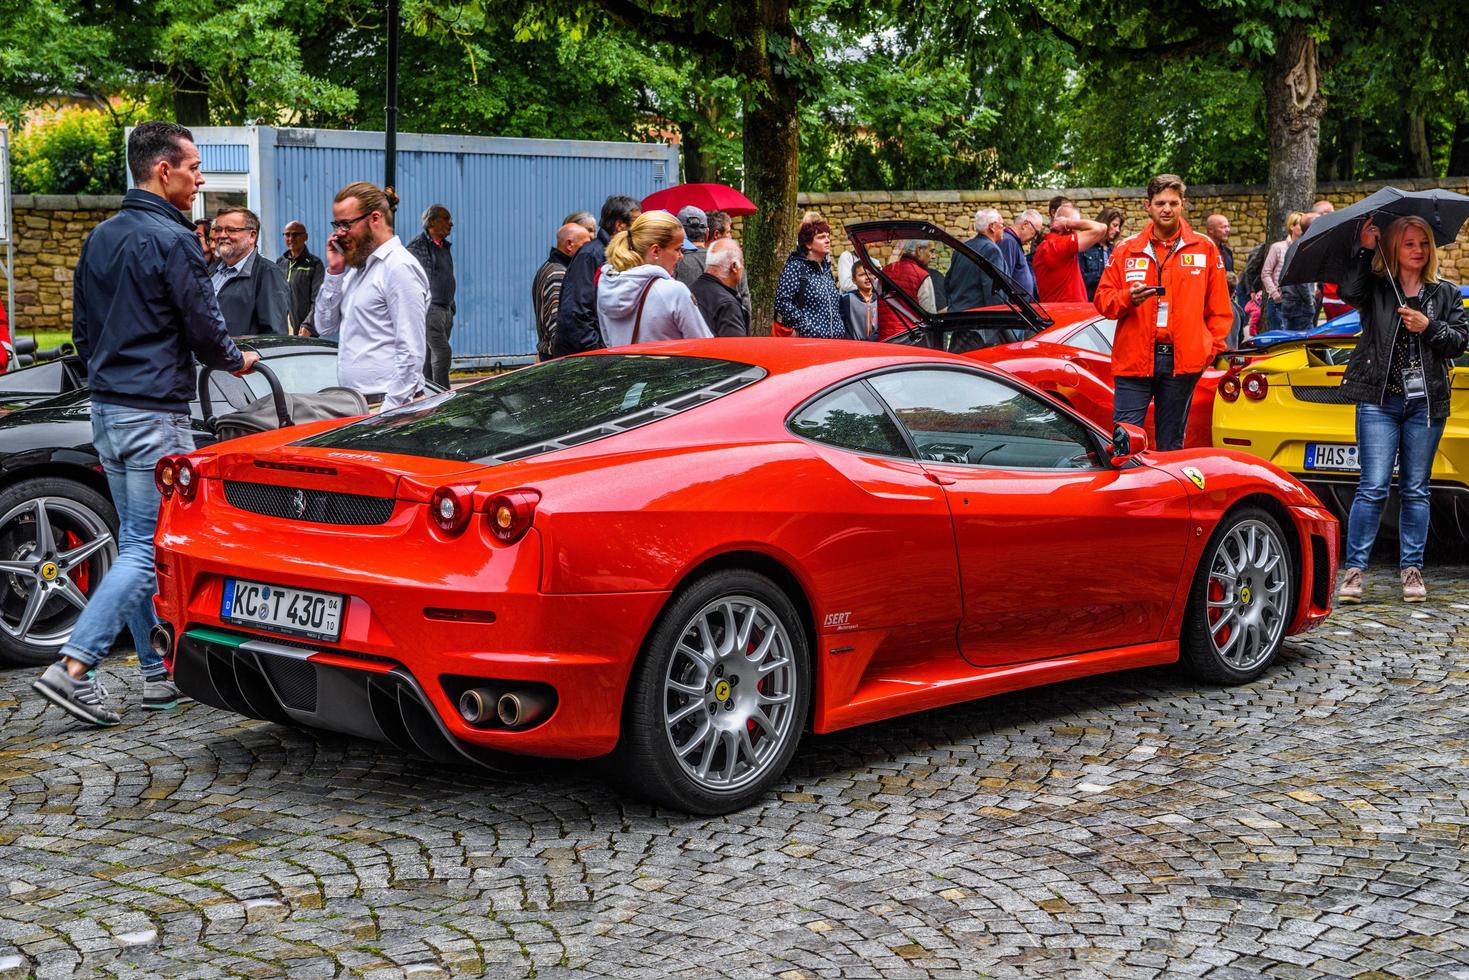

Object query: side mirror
[1111,422,1149,465]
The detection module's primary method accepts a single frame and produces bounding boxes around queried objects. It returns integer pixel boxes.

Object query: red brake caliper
[1208,578,1230,646]
[65,531,90,593]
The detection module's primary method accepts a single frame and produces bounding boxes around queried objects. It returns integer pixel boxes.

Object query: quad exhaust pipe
[148,624,175,660]
[458,687,498,725]
[457,685,554,729]
[496,689,553,729]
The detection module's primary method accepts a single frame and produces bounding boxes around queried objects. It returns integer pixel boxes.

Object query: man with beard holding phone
[311,182,429,410]
[1094,173,1233,450]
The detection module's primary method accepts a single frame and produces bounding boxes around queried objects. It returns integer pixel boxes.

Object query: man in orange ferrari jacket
[1094,174,1233,450]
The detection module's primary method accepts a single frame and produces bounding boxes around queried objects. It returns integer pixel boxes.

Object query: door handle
[925,473,956,486]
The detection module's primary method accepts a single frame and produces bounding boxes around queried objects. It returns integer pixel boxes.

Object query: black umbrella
[1278,185,1469,287]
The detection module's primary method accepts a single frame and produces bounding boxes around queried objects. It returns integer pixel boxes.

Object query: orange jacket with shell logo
[1094,218,1233,376]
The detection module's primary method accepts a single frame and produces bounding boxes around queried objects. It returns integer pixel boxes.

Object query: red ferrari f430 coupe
[153,341,1337,813]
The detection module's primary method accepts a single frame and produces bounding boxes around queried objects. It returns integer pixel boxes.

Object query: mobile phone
[1142,285,1166,297]
[327,236,343,254]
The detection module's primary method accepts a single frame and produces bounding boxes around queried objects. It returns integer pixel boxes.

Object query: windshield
[298,354,765,463]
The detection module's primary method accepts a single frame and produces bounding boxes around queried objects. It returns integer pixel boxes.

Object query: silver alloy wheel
[661,595,798,794]
[1204,518,1289,672]
[0,496,116,650]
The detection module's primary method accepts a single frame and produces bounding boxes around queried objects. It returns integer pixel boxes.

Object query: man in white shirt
[312,182,429,410]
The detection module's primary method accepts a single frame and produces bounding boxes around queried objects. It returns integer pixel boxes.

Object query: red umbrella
[641,183,757,217]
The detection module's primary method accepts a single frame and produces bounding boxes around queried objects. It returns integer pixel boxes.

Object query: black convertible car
[0,336,420,667]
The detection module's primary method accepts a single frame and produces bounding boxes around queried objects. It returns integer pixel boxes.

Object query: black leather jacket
[1337,248,1467,421]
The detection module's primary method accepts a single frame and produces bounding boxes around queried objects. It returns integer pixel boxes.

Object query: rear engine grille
[260,656,317,711]
[222,480,395,525]
[1291,385,1353,405]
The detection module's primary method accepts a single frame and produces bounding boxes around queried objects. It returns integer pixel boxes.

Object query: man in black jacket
[406,204,456,387]
[277,220,325,334]
[690,239,750,337]
[550,195,641,357]
[210,205,290,336]
[31,121,256,727]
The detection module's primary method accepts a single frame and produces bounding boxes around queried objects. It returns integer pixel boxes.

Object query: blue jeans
[1113,347,1201,451]
[1281,304,1315,332]
[1262,297,1284,333]
[1344,396,1445,570]
[61,404,194,675]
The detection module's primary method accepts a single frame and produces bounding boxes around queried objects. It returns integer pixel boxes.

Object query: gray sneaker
[32,662,120,726]
[142,677,183,711]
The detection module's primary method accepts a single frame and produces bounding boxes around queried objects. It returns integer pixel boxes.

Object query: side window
[789,383,911,458]
[1092,319,1117,351]
[1067,325,1109,355]
[869,369,1102,470]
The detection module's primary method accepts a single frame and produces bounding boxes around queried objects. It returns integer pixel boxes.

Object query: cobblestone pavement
[1,567,1467,979]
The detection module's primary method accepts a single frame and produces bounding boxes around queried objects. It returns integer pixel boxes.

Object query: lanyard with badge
[1382,256,1432,402]
[1142,236,1184,330]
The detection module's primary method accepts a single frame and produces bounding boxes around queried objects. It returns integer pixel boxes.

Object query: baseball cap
[677,206,708,250]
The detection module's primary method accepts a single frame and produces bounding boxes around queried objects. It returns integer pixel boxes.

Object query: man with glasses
[1000,209,1042,299]
[210,205,289,336]
[276,220,325,335]
[312,182,429,411]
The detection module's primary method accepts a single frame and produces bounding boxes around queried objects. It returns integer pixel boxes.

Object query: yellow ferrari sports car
[1212,285,1469,540]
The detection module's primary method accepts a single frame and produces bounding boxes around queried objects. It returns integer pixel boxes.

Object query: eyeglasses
[213,224,252,236]
[283,230,305,238]
[329,213,371,232]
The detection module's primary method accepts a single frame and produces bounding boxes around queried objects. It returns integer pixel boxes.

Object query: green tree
[9,107,127,194]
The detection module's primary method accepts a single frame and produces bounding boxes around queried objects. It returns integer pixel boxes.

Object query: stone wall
[797,177,1469,282]
[7,195,122,333]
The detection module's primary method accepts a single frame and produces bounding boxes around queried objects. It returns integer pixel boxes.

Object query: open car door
[848,219,1053,353]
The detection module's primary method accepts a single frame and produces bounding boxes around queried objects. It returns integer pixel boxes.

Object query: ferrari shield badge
[1183,466,1206,490]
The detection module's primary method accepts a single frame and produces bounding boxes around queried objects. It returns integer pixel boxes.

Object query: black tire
[615,569,810,814]
[0,477,118,668]
[1180,507,1294,685]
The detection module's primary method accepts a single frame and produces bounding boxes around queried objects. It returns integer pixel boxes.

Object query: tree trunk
[733,0,800,336]
[1403,113,1434,178]
[1450,117,1469,177]
[1325,116,1361,181]
[170,65,210,126]
[680,95,722,184]
[1262,22,1325,244]
[1342,115,1362,182]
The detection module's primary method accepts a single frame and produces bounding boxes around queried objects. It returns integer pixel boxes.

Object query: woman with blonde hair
[596,210,711,345]
[1337,214,1467,603]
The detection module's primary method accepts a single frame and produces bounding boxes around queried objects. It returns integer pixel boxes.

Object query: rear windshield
[298,354,765,463]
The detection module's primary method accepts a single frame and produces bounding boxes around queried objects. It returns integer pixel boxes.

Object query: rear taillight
[175,457,199,500]
[1242,372,1269,400]
[155,456,180,497]
[430,486,473,535]
[1219,375,1241,401]
[487,491,540,544]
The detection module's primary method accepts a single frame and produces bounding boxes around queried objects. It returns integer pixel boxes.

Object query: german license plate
[1303,443,1359,472]
[221,578,344,642]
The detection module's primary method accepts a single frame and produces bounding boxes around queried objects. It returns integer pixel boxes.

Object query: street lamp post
[385,0,400,193]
